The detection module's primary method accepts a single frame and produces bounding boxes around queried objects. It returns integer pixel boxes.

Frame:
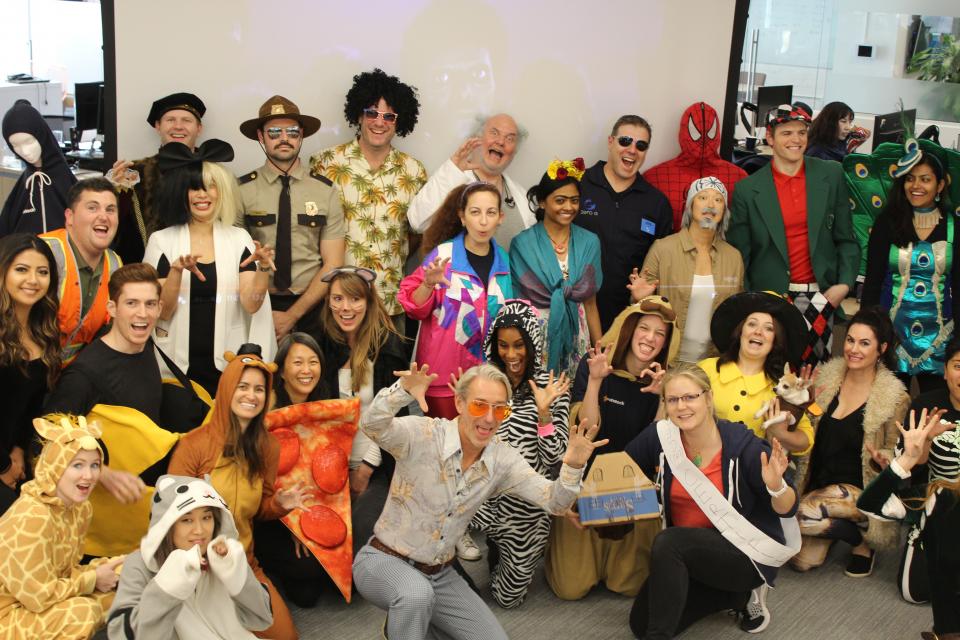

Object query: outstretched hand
[240,240,277,272]
[172,254,206,282]
[627,267,657,302]
[394,362,438,413]
[276,481,309,511]
[446,366,466,395]
[639,362,665,394]
[423,257,452,289]
[896,408,948,471]
[562,418,609,469]
[451,137,483,171]
[530,371,570,417]
[760,437,789,491]
[586,342,614,381]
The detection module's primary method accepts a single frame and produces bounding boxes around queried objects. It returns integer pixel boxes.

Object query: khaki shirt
[238,161,346,294]
[640,227,744,358]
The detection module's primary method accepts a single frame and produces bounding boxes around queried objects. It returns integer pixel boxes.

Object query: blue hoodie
[625,419,799,585]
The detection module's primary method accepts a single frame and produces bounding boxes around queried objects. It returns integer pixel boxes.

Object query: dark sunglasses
[320,266,377,285]
[362,108,398,123]
[617,136,650,152]
[265,126,302,140]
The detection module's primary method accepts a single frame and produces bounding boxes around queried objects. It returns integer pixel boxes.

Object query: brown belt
[370,537,454,576]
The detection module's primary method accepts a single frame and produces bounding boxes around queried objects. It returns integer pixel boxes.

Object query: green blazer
[727,156,859,294]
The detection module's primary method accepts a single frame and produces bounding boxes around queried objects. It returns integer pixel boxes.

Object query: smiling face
[359,97,397,152]
[459,190,502,246]
[904,161,945,210]
[628,314,668,368]
[65,188,118,263]
[258,116,302,165]
[231,367,267,429]
[455,376,509,453]
[496,326,528,386]
[690,188,726,231]
[739,312,776,360]
[607,123,650,182]
[477,114,518,176]
[328,279,368,339]
[188,181,219,224]
[107,281,161,352]
[843,322,884,371]
[766,120,808,165]
[7,132,42,167]
[154,109,202,148]
[170,506,217,556]
[281,342,322,402]
[542,183,580,227]
[5,248,51,311]
[663,375,711,431]
[55,448,101,507]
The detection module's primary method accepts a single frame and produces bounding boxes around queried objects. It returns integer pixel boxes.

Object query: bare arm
[584,296,602,345]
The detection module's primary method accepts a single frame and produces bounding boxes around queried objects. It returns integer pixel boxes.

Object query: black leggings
[629,527,763,640]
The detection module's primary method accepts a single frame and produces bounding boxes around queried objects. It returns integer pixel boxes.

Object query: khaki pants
[545,515,660,600]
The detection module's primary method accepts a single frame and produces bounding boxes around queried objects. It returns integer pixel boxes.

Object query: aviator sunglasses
[265,126,302,140]
[616,136,650,152]
[466,399,512,421]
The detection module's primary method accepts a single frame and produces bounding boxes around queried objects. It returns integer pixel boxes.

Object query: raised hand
[586,342,614,381]
[626,267,658,302]
[896,408,948,471]
[423,256,452,289]
[451,137,483,171]
[447,366,465,395]
[240,240,277,272]
[172,254,206,282]
[562,418,609,469]
[639,362,665,394]
[393,362,439,413]
[529,371,570,418]
[760,437,789,491]
[276,481,308,511]
[797,363,816,387]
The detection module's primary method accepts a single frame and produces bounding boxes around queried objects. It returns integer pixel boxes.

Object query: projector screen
[114,0,736,189]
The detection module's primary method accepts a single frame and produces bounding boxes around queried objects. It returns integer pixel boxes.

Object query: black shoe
[738,584,770,633]
[845,551,875,578]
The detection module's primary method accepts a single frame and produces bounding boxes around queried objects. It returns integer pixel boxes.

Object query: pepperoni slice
[312,444,348,494]
[300,505,347,548]
[273,428,300,476]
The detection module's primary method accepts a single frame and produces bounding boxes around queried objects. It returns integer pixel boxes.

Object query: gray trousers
[353,545,508,640]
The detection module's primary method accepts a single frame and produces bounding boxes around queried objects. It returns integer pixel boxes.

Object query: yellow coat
[699,357,814,456]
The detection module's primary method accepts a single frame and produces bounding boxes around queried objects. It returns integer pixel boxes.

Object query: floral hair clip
[547,158,586,181]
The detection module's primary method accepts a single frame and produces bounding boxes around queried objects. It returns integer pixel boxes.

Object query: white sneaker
[456,531,482,561]
[739,583,770,633]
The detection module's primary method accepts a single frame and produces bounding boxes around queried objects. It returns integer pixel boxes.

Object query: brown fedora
[239,95,321,140]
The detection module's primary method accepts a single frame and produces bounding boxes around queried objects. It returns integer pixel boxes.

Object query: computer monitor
[755,85,793,130]
[74,82,104,134]
[873,109,916,147]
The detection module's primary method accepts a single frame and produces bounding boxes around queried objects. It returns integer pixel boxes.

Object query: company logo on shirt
[603,395,625,406]
[579,198,598,215]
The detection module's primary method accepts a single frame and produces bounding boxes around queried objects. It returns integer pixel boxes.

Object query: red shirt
[669,450,723,528]
[771,162,815,284]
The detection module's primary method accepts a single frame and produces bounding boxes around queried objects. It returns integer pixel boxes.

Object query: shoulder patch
[310,172,333,186]
[238,171,258,185]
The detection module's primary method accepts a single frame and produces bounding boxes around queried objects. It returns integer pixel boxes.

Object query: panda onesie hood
[106,475,272,640]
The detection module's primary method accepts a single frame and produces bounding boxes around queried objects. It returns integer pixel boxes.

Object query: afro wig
[344,68,421,138]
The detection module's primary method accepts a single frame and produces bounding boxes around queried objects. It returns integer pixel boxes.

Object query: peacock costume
[848,137,960,379]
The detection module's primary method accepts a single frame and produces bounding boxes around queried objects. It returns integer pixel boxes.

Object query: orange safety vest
[40,228,122,365]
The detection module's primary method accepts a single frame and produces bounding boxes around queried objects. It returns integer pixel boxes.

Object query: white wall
[113,0,737,188]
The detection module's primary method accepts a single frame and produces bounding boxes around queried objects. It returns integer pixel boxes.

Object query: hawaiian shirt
[310,140,428,315]
[362,381,583,565]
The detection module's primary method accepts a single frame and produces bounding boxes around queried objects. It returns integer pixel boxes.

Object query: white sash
[656,419,801,567]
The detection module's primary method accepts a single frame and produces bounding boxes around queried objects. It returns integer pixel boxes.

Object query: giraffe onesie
[0,416,116,640]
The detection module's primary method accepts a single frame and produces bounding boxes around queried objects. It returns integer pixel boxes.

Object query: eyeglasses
[664,391,707,406]
[617,136,650,152]
[466,399,512,421]
[265,126,302,140]
[320,266,377,285]
[362,108,398,123]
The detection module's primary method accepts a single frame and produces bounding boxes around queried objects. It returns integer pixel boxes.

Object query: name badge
[305,201,319,215]
[640,218,657,235]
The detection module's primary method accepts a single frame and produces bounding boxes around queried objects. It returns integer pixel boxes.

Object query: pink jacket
[399,234,513,397]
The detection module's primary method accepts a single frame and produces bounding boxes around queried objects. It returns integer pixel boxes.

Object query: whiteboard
[114,0,737,189]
